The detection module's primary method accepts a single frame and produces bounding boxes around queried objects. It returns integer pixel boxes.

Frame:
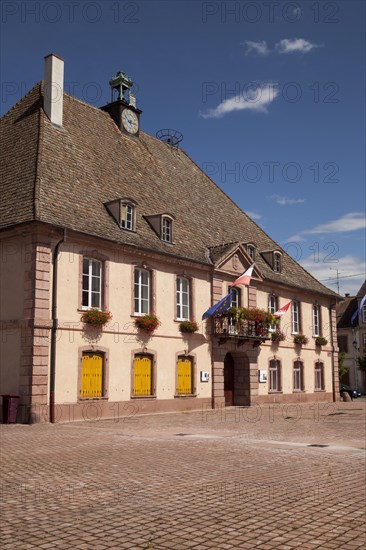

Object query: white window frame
[162,217,172,243]
[120,202,134,231]
[268,295,277,332]
[362,304,366,324]
[230,287,240,308]
[82,258,102,309]
[313,304,320,337]
[176,277,190,320]
[134,268,150,315]
[291,301,300,334]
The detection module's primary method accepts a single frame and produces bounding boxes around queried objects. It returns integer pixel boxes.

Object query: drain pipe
[50,229,67,423]
[329,298,338,402]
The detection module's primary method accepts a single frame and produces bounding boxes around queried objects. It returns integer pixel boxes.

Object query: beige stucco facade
[0,225,340,423]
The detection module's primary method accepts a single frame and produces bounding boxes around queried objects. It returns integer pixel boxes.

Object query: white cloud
[306,213,366,234]
[287,213,366,243]
[200,83,278,119]
[300,254,366,296]
[241,40,269,56]
[275,38,322,54]
[286,234,306,243]
[272,194,306,206]
[246,210,262,220]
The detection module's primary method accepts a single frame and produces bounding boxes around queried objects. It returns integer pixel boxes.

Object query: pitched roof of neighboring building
[356,280,366,298]
[0,82,339,298]
[337,296,358,328]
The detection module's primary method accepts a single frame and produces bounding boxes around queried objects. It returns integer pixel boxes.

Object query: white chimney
[44,53,64,127]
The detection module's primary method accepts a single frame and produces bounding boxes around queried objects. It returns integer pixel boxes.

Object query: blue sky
[1,0,365,295]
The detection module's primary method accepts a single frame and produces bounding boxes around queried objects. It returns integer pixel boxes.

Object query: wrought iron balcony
[213,316,270,347]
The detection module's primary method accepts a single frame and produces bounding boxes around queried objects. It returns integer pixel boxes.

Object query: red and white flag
[231,264,254,287]
[274,301,292,318]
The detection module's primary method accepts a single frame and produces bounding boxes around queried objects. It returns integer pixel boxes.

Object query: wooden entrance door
[224,353,234,406]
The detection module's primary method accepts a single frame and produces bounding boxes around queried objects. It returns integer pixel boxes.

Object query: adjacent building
[0,54,340,423]
[337,281,366,392]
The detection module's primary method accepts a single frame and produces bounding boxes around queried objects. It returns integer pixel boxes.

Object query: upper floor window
[268,295,278,331]
[82,258,102,309]
[362,303,366,324]
[134,268,150,315]
[230,287,240,308]
[313,305,320,337]
[247,245,255,261]
[274,252,281,273]
[337,335,348,353]
[120,202,134,230]
[291,301,300,334]
[176,277,190,320]
[162,217,172,243]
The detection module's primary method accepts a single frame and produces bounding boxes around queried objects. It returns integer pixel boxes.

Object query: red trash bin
[2,395,20,424]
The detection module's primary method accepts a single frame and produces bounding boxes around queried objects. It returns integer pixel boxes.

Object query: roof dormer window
[121,202,134,230]
[274,252,282,273]
[247,244,255,261]
[104,197,137,232]
[162,216,172,243]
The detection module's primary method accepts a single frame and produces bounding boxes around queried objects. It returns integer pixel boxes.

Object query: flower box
[315,336,328,347]
[293,334,309,346]
[81,308,112,327]
[134,314,160,334]
[271,330,285,343]
[179,320,199,333]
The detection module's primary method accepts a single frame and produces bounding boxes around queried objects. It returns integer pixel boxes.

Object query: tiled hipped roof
[0,83,338,298]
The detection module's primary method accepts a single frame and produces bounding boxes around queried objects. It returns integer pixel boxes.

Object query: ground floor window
[177,356,193,395]
[269,359,281,391]
[293,360,304,391]
[81,352,104,398]
[315,361,325,390]
[133,354,154,396]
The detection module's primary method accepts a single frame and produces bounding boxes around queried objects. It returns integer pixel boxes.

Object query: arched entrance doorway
[224,353,235,406]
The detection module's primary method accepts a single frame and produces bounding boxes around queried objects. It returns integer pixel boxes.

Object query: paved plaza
[1,401,366,549]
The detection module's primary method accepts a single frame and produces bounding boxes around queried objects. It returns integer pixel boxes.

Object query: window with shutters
[176,356,194,395]
[133,354,154,396]
[80,352,104,398]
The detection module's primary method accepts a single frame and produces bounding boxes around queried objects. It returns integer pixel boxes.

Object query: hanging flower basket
[315,336,328,347]
[294,334,309,346]
[134,314,160,334]
[271,330,285,343]
[81,308,112,327]
[179,320,199,334]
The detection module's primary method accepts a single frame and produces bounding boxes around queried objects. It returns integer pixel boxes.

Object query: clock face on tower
[121,108,139,134]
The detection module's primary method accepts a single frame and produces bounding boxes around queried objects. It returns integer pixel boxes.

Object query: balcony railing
[213,316,270,346]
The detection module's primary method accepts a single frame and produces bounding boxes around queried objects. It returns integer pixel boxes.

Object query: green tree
[356,346,366,372]
[338,352,348,381]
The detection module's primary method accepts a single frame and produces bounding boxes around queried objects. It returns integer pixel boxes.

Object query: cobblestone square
[1,401,365,549]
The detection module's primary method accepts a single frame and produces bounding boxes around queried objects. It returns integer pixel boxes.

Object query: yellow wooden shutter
[81,353,103,398]
[134,355,152,396]
[177,357,192,395]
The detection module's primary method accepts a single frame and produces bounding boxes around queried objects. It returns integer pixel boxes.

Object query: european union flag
[202,290,235,320]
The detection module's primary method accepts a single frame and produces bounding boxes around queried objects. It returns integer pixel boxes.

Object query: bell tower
[101,71,142,137]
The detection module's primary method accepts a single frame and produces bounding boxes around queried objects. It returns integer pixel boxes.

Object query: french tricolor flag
[231,264,254,287]
[274,301,292,318]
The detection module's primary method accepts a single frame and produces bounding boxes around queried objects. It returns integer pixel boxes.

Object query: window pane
[92,276,101,292]
[82,291,89,307]
[83,258,90,275]
[91,260,101,276]
[91,292,100,308]
[82,275,89,292]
